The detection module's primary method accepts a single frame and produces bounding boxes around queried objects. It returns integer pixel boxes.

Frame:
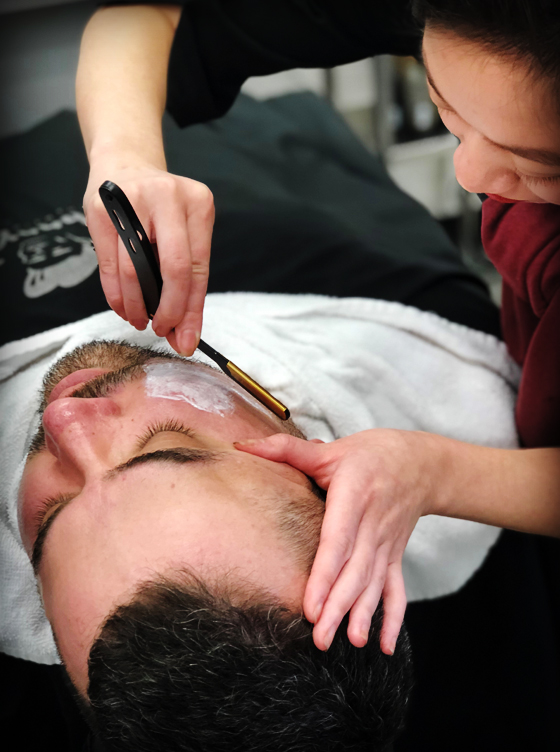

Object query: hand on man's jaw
[17,342,323,696]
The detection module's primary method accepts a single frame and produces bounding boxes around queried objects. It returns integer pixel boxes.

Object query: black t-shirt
[96,0,420,126]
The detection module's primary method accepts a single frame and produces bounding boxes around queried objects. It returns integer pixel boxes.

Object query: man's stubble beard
[27,341,178,456]
[38,341,181,411]
[28,340,305,457]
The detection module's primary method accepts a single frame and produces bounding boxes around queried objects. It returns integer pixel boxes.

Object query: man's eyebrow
[424,58,560,167]
[104,447,219,480]
[31,447,220,575]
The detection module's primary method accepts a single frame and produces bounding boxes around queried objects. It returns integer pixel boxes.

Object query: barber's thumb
[234,434,324,473]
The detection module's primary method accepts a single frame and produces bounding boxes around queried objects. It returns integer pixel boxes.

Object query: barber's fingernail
[195,331,201,348]
[310,601,323,623]
[323,626,335,651]
[179,331,196,356]
[233,439,259,447]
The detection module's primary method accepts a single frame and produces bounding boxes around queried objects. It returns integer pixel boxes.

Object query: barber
[77,1,419,355]
[78,1,560,655]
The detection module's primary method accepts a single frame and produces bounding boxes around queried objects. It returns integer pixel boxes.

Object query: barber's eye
[523,173,560,186]
[136,420,194,450]
[437,105,458,119]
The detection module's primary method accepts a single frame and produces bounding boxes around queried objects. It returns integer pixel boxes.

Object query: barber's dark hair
[87,574,413,752]
[412,0,560,105]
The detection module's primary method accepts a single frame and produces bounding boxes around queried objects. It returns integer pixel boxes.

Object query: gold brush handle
[226,362,290,420]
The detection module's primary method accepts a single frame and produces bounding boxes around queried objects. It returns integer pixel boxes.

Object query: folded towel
[0,292,520,664]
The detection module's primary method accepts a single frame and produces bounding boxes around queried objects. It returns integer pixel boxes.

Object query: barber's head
[414,0,560,204]
[18,341,413,749]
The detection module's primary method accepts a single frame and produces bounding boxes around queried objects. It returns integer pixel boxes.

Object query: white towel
[0,292,520,664]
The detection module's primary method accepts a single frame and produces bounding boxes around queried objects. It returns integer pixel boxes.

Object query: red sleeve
[481,199,560,317]
[481,199,560,364]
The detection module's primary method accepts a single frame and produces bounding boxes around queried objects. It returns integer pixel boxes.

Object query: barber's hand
[83,160,215,355]
[236,430,444,655]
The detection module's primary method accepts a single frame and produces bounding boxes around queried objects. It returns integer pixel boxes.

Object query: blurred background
[0,0,500,302]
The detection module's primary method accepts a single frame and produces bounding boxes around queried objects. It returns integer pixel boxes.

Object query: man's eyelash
[33,493,73,532]
[524,173,560,186]
[136,419,194,449]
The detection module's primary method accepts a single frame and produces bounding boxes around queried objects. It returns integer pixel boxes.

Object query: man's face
[18,342,322,695]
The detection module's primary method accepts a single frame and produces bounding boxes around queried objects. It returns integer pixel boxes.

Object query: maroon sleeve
[481,199,560,362]
[481,199,560,314]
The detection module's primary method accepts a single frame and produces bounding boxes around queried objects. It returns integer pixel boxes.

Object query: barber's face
[18,343,320,695]
[423,27,560,204]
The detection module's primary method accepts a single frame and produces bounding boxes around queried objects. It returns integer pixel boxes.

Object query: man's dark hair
[412,0,560,107]
[87,573,413,752]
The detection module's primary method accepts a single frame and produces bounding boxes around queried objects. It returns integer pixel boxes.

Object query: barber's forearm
[433,439,560,537]
[76,4,181,170]
[76,5,214,359]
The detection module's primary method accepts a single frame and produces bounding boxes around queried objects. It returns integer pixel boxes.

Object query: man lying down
[0,289,517,751]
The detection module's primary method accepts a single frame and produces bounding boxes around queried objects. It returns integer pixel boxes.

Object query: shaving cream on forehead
[143,362,236,416]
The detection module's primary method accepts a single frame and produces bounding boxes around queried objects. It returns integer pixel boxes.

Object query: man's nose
[42,397,121,470]
[453,136,518,196]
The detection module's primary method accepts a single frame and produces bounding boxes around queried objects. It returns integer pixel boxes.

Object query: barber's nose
[42,397,121,471]
[453,137,517,196]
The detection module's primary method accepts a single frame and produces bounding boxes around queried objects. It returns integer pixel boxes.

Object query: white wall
[242,58,377,113]
[0,1,95,137]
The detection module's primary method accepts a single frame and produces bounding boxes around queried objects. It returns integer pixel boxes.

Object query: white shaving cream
[143,362,235,416]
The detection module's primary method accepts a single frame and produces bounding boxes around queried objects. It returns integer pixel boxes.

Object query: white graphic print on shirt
[0,209,97,298]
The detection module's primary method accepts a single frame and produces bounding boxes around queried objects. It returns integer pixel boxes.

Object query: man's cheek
[17,460,73,552]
